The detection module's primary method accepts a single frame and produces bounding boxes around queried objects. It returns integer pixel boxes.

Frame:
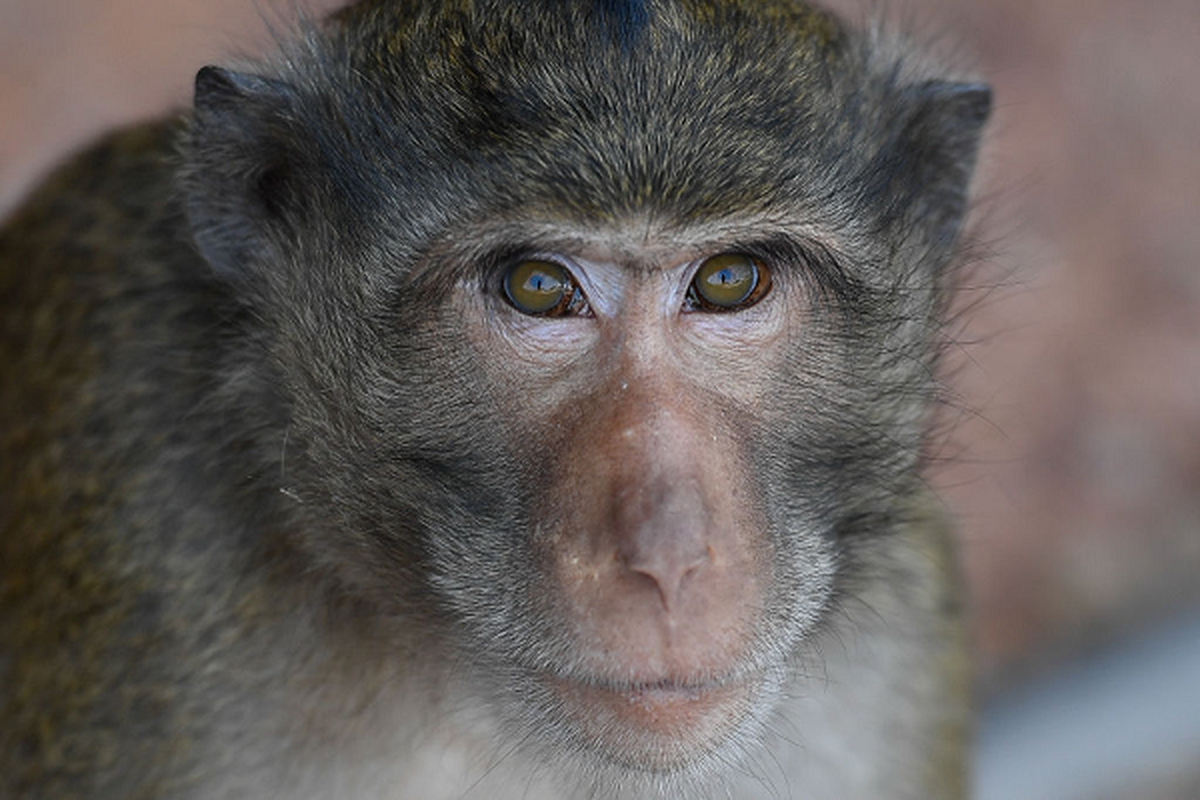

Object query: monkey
[0,0,990,797]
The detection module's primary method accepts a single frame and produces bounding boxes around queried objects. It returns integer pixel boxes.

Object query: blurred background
[2,0,1198,797]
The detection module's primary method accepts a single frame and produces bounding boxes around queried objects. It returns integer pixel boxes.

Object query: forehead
[331,0,850,225]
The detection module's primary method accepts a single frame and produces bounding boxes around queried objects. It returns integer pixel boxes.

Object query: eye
[686,253,771,312]
[502,259,587,317]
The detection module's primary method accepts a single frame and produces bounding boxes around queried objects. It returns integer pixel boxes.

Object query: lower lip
[552,675,752,744]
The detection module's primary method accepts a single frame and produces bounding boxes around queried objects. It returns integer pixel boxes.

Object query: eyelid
[734,236,859,306]
[491,250,571,286]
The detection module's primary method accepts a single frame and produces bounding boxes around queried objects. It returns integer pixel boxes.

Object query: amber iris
[691,253,765,309]
[504,259,571,315]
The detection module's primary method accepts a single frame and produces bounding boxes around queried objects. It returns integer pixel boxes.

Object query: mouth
[546,671,758,767]
[572,678,747,731]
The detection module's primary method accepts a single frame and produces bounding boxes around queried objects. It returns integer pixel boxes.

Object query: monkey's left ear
[875,80,992,248]
[182,66,301,281]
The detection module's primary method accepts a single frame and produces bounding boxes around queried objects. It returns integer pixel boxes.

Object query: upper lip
[552,670,747,695]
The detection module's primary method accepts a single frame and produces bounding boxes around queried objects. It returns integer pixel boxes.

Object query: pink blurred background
[3,0,1199,795]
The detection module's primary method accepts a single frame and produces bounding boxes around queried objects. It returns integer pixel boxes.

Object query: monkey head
[181,0,988,791]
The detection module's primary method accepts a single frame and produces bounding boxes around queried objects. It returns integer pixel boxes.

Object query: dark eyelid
[728,235,860,306]
[483,245,543,288]
[726,236,807,276]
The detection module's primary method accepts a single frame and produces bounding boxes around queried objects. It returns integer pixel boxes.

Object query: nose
[612,477,712,612]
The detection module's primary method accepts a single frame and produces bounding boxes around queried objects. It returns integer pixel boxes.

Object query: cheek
[672,289,795,406]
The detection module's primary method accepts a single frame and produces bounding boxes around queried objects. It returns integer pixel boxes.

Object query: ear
[870,80,992,249]
[181,66,301,279]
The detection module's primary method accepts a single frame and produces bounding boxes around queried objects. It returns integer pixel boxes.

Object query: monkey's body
[1,2,986,797]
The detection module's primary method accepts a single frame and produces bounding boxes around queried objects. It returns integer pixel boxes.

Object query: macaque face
[407,220,843,770]
[225,3,978,785]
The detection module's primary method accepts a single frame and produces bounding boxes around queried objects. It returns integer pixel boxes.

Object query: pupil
[526,271,557,294]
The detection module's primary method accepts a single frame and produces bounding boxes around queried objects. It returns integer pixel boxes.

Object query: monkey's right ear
[182,66,299,280]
